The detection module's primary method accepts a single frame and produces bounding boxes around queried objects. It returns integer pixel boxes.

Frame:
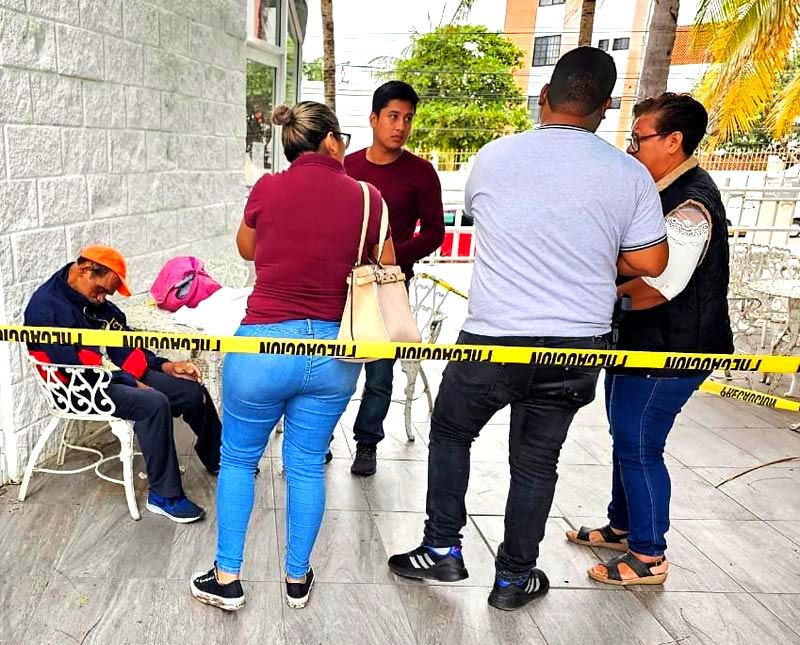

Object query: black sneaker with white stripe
[285,567,315,609]
[488,568,550,611]
[190,567,245,611]
[388,545,469,582]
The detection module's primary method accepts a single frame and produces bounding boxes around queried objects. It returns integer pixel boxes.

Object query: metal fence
[722,185,800,248]
[412,150,476,172]
[413,150,800,172]
[415,148,796,174]
[696,150,776,172]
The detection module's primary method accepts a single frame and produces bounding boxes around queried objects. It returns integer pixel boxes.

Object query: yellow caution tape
[2,324,800,374]
[699,380,800,412]
[415,272,469,299]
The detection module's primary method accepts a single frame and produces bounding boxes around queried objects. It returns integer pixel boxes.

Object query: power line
[311,28,706,37]
[344,65,705,76]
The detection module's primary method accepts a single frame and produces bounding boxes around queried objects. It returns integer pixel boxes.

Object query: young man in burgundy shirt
[343,81,445,476]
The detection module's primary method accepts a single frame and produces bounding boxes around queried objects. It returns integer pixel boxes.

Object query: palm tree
[696,1,800,145]
[637,0,680,101]
[450,0,476,24]
[579,0,596,47]
[320,0,335,110]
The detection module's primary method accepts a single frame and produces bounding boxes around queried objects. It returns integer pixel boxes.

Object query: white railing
[722,185,800,248]
[418,149,796,174]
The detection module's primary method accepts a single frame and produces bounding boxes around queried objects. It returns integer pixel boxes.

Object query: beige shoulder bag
[337,181,421,362]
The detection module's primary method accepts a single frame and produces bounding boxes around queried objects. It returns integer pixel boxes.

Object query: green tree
[392,25,531,151]
[303,56,324,82]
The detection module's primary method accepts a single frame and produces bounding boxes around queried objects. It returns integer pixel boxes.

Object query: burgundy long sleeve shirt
[345,148,445,279]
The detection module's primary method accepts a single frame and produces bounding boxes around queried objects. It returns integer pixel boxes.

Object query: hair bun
[272,105,295,126]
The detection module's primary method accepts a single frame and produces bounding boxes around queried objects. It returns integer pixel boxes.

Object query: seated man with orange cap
[24,246,221,524]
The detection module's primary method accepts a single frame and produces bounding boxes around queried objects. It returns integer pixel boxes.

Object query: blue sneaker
[146,492,206,523]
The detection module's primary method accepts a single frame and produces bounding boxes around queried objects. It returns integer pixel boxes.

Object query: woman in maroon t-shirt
[191,102,395,611]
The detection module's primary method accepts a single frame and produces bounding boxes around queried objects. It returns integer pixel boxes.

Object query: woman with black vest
[566,93,733,585]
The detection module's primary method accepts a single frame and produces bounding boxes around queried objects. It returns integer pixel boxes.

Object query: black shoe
[190,566,245,611]
[488,569,550,611]
[326,435,333,464]
[286,567,315,609]
[351,444,377,476]
[388,545,469,582]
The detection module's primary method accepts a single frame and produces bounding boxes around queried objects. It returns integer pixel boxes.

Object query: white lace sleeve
[642,203,710,300]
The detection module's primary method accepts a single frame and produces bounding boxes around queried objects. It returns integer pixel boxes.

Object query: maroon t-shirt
[241,153,383,324]
[345,148,444,278]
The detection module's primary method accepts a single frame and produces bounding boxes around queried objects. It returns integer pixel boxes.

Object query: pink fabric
[150,256,222,312]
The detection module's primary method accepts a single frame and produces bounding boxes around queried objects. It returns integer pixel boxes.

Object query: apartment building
[504,0,709,148]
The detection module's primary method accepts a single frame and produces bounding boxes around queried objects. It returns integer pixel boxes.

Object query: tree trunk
[636,0,679,102]
[320,0,336,110]
[578,0,595,47]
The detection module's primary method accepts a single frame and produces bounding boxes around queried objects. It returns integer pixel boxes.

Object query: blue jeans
[605,371,709,556]
[215,320,360,578]
[352,359,395,446]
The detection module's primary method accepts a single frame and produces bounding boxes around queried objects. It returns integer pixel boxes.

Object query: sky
[302,0,704,68]
[302,0,507,67]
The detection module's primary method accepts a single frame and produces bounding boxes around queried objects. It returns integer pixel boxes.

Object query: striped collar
[535,123,595,134]
[656,156,699,191]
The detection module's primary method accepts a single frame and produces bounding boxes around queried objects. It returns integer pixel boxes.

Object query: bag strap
[356,181,371,265]
[375,197,389,264]
[356,181,390,265]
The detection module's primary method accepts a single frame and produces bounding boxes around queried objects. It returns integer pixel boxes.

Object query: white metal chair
[18,356,141,520]
[400,273,468,441]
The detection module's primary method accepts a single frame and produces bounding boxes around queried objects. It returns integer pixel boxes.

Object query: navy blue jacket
[24,264,167,387]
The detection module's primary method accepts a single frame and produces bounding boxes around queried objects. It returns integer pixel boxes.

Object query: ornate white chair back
[28,356,118,420]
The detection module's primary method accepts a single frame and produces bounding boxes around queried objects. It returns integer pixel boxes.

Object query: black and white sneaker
[285,567,315,609]
[388,545,469,582]
[488,568,550,611]
[190,567,245,611]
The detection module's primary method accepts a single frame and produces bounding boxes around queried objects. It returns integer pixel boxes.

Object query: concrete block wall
[0,0,248,481]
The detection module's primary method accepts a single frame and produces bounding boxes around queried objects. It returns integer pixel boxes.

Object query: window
[539,0,565,5]
[251,0,281,46]
[612,37,630,51]
[598,39,609,51]
[532,35,561,67]
[246,61,277,172]
[284,26,299,106]
[609,97,621,109]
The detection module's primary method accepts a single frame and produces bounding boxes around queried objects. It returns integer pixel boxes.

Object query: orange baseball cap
[79,245,132,297]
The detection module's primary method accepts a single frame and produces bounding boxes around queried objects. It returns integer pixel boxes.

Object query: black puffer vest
[617,159,734,376]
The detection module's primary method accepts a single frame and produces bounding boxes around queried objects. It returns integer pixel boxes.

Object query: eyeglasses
[334,131,351,149]
[626,132,667,153]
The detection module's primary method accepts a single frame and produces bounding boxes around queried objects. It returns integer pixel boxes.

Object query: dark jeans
[352,359,395,446]
[605,371,708,556]
[423,330,606,578]
[107,370,222,498]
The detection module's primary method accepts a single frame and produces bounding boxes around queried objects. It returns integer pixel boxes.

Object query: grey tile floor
[2,373,800,644]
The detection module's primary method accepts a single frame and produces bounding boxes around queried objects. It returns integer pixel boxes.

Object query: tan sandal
[566,524,629,552]
[588,552,668,586]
